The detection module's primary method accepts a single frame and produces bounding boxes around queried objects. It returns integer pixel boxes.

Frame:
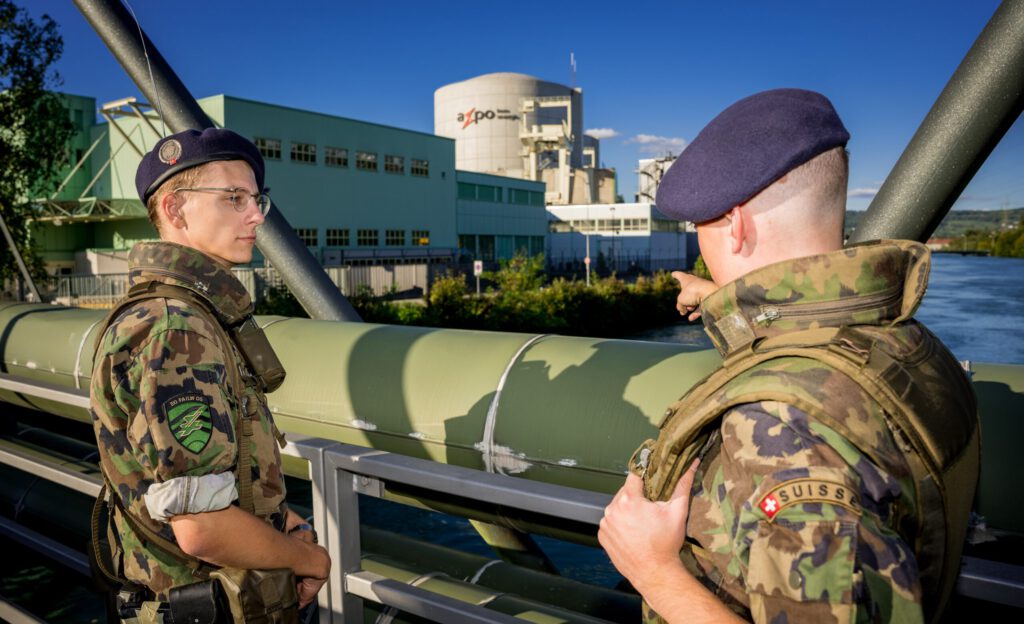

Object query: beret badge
[158,139,182,165]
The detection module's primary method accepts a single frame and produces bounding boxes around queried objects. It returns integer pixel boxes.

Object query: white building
[636,155,677,203]
[434,73,615,205]
[546,203,697,274]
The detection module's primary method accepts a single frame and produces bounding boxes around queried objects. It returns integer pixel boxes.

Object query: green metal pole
[850,0,1024,244]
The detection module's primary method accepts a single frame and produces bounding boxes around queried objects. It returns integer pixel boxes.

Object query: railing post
[324,451,365,622]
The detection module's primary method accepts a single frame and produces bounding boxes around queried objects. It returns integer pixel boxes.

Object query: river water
[632,253,1024,365]
[3,254,1022,621]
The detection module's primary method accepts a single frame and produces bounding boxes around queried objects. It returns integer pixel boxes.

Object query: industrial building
[546,203,697,275]
[434,73,616,206]
[636,155,677,203]
[31,94,546,282]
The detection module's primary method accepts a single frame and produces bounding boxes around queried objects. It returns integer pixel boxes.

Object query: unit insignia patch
[164,393,213,453]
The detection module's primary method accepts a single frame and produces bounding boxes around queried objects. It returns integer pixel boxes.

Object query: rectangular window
[255,137,281,160]
[384,155,404,174]
[478,235,495,262]
[411,159,429,177]
[412,230,430,246]
[356,151,378,171]
[357,229,378,246]
[477,184,501,202]
[509,188,540,205]
[326,228,349,247]
[458,182,476,200]
[291,142,316,164]
[385,229,405,246]
[325,147,348,168]
[458,234,477,261]
[294,228,318,246]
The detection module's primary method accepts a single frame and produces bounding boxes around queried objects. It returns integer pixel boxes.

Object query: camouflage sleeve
[712,401,923,624]
[108,300,238,485]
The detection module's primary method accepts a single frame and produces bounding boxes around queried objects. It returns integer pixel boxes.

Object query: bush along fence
[257,254,703,338]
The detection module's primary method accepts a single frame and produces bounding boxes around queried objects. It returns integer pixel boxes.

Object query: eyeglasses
[173,187,272,215]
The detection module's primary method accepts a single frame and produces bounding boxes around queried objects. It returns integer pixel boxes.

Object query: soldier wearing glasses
[90,129,330,621]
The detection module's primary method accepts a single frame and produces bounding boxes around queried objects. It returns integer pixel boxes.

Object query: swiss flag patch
[759,493,781,519]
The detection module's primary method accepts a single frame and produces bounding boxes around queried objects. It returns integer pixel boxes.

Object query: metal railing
[50,263,439,308]
[286,436,610,623]
[0,371,1022,621]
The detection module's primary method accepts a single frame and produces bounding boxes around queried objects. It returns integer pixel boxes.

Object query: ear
[727,205,745,254]
[159,191,186,230]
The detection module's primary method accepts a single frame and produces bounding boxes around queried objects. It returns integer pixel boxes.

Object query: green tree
[0,1,75,282]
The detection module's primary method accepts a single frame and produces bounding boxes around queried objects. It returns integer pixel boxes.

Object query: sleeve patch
[163,393,213,453]
[759,478,860,521]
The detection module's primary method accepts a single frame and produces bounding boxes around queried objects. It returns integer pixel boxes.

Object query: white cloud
[585,128,619,140]
[847,187,879,199]
[627,134,688,154]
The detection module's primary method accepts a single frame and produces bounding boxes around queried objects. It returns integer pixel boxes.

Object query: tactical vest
[637,321,979,622]
[91,278,287,587]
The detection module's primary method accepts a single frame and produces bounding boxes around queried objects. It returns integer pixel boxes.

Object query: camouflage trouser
[120,601,166,624]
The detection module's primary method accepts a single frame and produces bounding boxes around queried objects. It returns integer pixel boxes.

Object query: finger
[671,270,687,285]
[623,472,644,493]
[669,459,701,501]
[688,310,702,322]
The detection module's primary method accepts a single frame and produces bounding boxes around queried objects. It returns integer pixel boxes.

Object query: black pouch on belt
[169,578,229,624]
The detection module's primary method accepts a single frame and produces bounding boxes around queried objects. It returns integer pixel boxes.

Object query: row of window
[551,218,652,233]
[255,137,429,177]
[457,182,545,207]
[458,234,545,262]
[294,228,431,247]
[548,218,686,234]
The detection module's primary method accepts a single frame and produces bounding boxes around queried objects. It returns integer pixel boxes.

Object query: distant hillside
[845,207,1024,239]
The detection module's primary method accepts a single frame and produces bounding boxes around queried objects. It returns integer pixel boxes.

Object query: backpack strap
[648,324,977,622]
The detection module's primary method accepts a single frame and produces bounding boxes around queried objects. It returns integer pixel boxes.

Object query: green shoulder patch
[163,393,213,453]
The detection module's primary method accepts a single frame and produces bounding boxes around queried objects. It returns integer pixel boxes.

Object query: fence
[49,263,441,308]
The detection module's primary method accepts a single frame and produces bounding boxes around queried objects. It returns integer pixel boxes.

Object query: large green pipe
[3,301,1024,532]
[0,301,718,495]
[851,0,1024,243]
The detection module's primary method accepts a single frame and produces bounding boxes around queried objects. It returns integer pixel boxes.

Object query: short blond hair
[144,165,205,233]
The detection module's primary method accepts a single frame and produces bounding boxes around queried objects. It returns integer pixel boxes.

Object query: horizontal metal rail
[0,374,1021,618]
[957,556,1024,608]
[0,372,91,410]
[284,437,614,623]
[0,596,48,624]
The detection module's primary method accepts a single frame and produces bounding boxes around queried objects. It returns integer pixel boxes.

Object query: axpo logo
[457,107,519,129]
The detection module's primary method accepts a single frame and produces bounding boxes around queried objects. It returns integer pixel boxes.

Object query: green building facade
[31,94,546,275]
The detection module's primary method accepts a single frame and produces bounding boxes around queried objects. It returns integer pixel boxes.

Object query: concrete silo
[435,73,585,202]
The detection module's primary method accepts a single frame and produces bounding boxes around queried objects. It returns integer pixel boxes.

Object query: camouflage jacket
[639,240,967,624]
[90,241,288,600]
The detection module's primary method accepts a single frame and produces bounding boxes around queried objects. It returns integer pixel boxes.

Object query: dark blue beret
[135,128,265,202]
[656,88,849,224]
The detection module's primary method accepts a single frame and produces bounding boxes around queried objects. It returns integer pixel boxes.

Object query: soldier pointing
[90,129,330,622]
[599,89,980,623]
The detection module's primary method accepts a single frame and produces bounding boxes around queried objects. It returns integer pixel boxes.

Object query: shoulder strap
[92,281,259,573]
[648,325,978,622]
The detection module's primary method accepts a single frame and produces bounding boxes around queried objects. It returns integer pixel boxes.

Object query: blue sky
[28,0,1022,211]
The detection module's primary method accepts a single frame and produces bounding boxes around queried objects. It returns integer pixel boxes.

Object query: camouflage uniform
[90,241,288,601]
[637,240,976,623]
